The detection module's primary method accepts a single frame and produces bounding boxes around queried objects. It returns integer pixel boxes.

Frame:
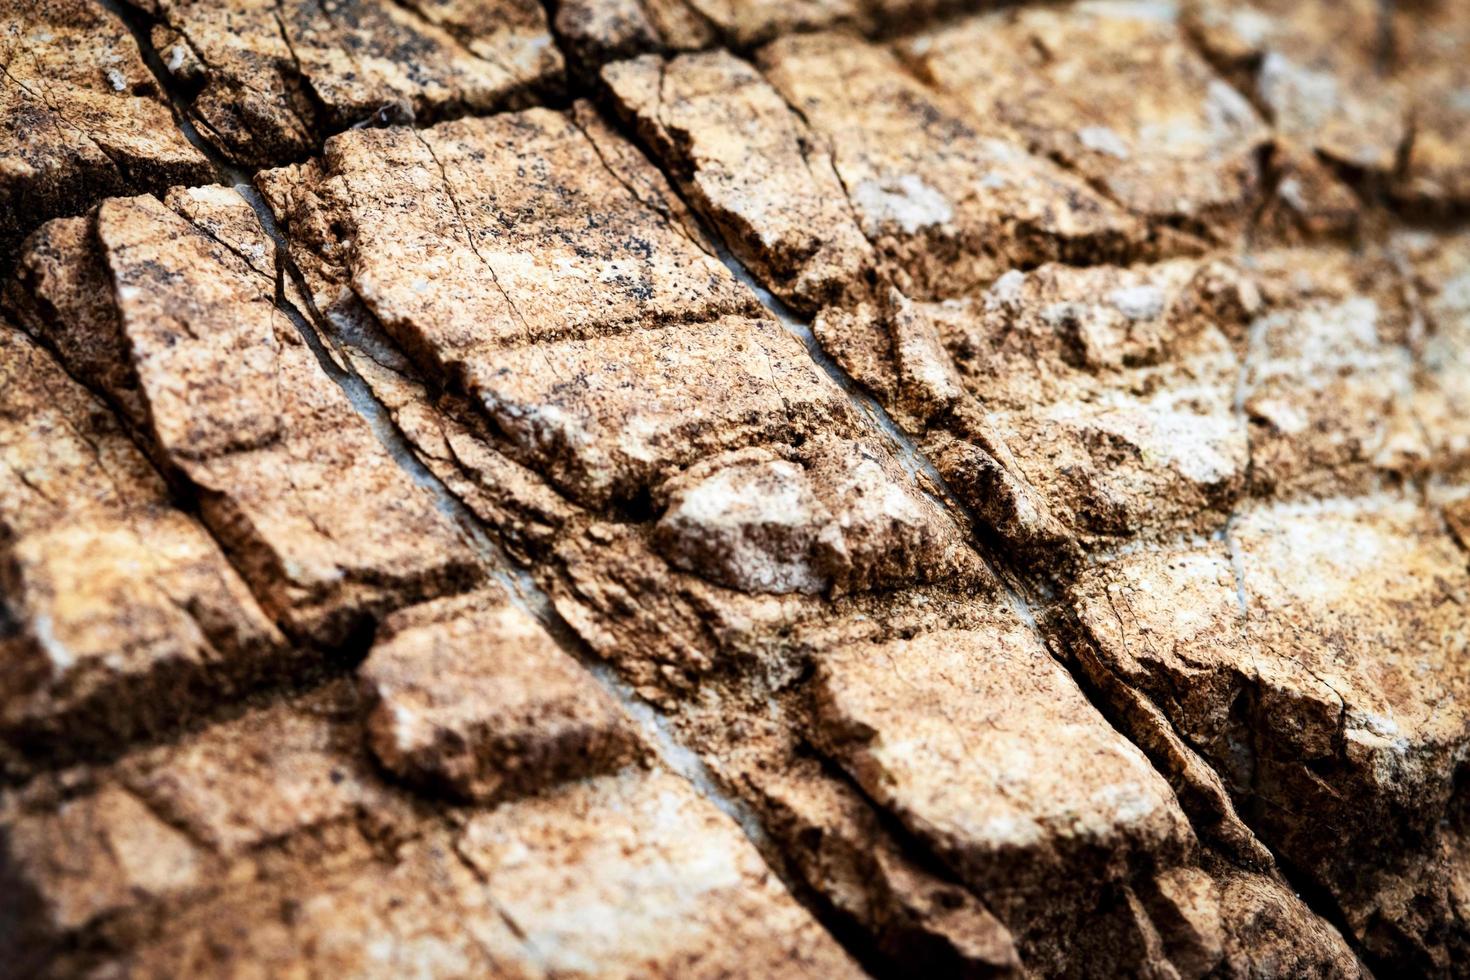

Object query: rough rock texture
[135,0,564,164]
[0,322,287,773]
[10,193,483,647]
[360,588,639,800]
[900,3,1273,250]
[4,2,1469,977]
[0,0,212,259]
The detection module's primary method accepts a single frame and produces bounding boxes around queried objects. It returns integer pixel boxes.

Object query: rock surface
[3,2,1469,977]
[0,0,212,258]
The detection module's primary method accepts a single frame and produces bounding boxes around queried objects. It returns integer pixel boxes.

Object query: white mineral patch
[1078,125,1132,160]
[1109,283,1166,321]
[854,174,954,234]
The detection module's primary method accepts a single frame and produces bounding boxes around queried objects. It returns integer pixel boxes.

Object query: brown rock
[1067,491,1470,969]
[360,589,639,801]
[1184,0,1407,179]
[1242,248,1427,495]
[1391,0,1470,210]
[0,0,212,259]
[455,770,862,978]
[14,195,483,646]
[141,0,563,165]
[603,50,877,313]
[0,323,287,767]
[902,2,1272,249]
[758,33,1142,299]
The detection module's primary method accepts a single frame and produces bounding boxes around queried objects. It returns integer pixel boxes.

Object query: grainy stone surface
[4,2,1469,977]
[137,0,564,164]
[0,0,212,259]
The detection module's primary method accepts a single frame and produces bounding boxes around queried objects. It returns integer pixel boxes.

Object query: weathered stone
[603,50,877,313]
[360,589,639,801]
[14,195,483,646]
[1242,248,1427,496]
[1068,492,1470,969]
[757,33,1142,299]
[1395,230,1470,473]
[0,0,212,259]
[1391,0,1470,210]
[0,323,287,767]
[926,259,1255,551]
[138,0,563,165]
[902,2,1272,249]
[456,770,862,978]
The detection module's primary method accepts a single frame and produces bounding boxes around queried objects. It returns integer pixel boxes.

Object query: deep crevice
[237,175,889,977]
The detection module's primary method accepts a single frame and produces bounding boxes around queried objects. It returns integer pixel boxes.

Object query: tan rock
[603,50,877,313]
[1242,248,1427,495]
[360,589,639,801]
[53,193,483,645]
[757,32,1142,299]
[0,323,287,766]
[1184,0,1407,178]
[1068,492,1470,968]
[143,0,563,165]
[0,0,211,257]
[1391,0,1470,210]
[903,2,1272,249]
[928,260,1254,549]
[1395,230,1470,473]
[456,770,862,978]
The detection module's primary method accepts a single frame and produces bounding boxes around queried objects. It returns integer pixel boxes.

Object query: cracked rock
[0,322,288,772]
[137,0,563,165]
[901,1,1272,250]
[0,0,212,259]
[12,195,483,646]
[360,589,639,801]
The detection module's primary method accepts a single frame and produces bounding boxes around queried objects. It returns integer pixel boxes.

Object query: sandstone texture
[3,1,1468,978]
[0,0,212,258]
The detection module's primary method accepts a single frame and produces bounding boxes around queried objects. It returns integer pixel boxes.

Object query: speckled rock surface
[0,0,212,259]
[3,2,1469,977]
[132,0,564,165]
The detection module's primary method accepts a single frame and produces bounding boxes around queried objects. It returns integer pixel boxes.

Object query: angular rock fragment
[603,49,878,313]
[136,0,564,165]
[13,196,482,646]
[926,259,1255,551]
[0,322,287,769]
[1067,491,1470,970]
[811,621,1195,972]
[902,1,1272,249]
[360,589,639,801]
[756,33,1142,298]
[0,0,212,258]
[101,835,533,978]
[4,669,855,978]
[653,434,975,596]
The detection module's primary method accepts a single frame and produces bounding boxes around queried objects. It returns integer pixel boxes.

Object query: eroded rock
[902,1,1272,249]
[360,589,639,801]
[138,0,563,165]
[0,0,212,259]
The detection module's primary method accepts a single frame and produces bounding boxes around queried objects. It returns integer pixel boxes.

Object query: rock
[360,589,639,801]
[0,323,288,769]
[13,196,483,646]
[901,2,1272,249]
[0,0,212,259]
[758,33,1142,299]
[138,0,563,165]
